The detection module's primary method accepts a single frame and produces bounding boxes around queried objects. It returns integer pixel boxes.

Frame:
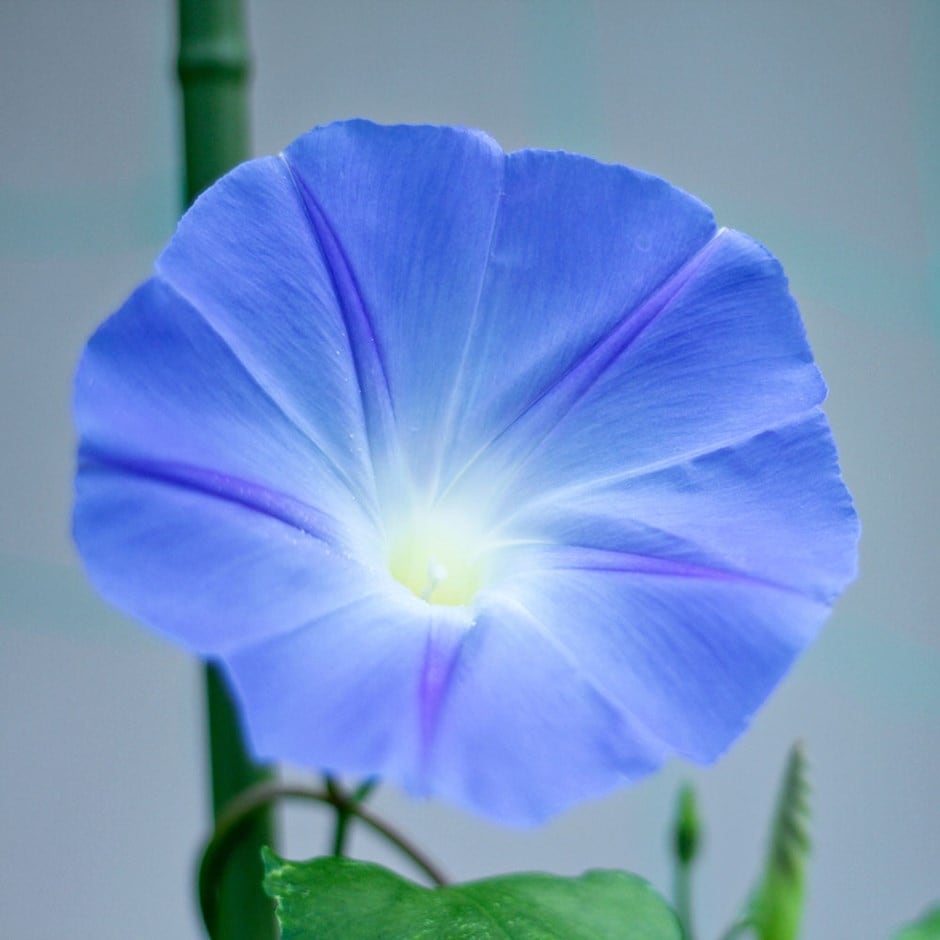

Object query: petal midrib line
[279,154,403,506]
[437,228,727,504]
[531,544,826,602]
[152,276,381,524]
[78,448,351,550]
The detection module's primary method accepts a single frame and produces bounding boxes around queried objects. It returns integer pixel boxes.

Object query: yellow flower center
[388,510,487,606]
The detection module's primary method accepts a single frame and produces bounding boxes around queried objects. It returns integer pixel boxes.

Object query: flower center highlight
[388,511,487,606]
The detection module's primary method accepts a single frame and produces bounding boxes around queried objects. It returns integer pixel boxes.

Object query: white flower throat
[388,509,489,606]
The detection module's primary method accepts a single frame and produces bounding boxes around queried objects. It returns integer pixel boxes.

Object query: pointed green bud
[747,742,812,940]
[674,783,701,866]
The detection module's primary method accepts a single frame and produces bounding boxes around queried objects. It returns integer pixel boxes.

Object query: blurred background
[1,1,937,937]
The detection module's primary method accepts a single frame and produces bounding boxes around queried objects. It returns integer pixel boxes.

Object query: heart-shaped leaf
[262,849,681,939]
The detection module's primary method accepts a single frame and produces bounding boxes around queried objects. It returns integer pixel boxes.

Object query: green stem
[325,776,351,857]
[176,3,272,938]
[198,781,449,937]
[674,859,694,940]
[325,776,378,857]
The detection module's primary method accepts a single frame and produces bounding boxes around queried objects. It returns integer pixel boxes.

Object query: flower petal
[154,153,381,514]
[73,463,379,655]
[75,277,377,545]
[491,558,831,765]
[280,124,720,502]
[433,147,718,494]
[281,120,507,495]
[451,228,827,513]
[470,413,858,769]
[500,411,859,605]
[225,596,473,788]
[428,414,856,811]
[424,597,666,824]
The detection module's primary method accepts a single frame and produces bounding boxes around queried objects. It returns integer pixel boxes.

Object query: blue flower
[73,120,858,824]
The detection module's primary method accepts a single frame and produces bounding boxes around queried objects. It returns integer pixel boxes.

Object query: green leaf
[891,904,940,939]
[745,743,812,940]
[262,848,682,939]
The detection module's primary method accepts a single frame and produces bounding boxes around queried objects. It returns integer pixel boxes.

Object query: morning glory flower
[73,120,858,825]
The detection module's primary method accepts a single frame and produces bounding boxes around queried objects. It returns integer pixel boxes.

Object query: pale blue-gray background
[1,1,937,937]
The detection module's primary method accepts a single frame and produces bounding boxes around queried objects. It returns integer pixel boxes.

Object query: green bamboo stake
[178,0,252,203]
[176,3,277,938]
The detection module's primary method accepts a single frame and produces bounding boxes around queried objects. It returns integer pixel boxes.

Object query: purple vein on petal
[279,155,403,508]
[416,610,471,777]
[441,229,726,502]
[152,278,380,519]
[78,448,352,550]
[532,544,821,601]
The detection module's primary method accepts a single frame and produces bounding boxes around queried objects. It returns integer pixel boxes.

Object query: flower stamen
[421,559,450,602]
